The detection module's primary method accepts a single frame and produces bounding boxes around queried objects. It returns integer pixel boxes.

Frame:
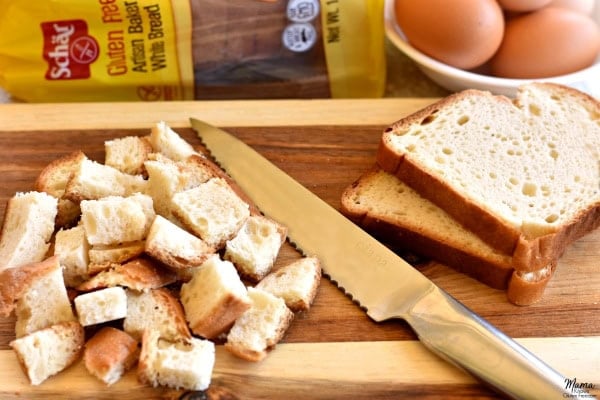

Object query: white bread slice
[172,177,250,249]
[144,154,217,222]
[34,150,86,227]
[377,83,600,273]
[84,327,139,386]
[340,169,556,305]
[145,215,215,270]
[138,329,215,391]
[180,255,251,339]
[80,193,155,246]
[14,256,76,338]
[149,121,197,161]
[224,287,293,362]
[104,135,152,176]
[224,215,287,282]
[10,321,84,386]
[0,191,57,271]
[74,286,127,326]
[64,158,147,202]
[256,256,322,312]
[124,288,191,341]
[54,224,90,287]
[77,257,176,292]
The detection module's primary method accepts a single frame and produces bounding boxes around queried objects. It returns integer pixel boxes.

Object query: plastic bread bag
[0,0,385,102]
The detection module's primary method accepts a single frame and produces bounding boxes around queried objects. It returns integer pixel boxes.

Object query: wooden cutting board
[0,100,598,399]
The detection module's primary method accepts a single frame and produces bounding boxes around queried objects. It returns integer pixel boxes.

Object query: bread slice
[0,191,57,271]
[340,169,558,305]
[179,255,251,339]
[376,83,600,273]
[84,327,139,386]
[145,215,215,270]
[256,256,322,311]
[64,158,147,202]
[34,150,86,227]
[10,321,84,385]
[138,328,215,391]
[13,256,76,338]
[124,288,191,341]
[74,286,128,326]
[149,121,198,161]
[104,135,152,176]
[172,177,250,249]
[80,193,155,246]
[225,287,293,362]
[76,257,176,292]
[224,215,287,282]
[144,154,217,222]
[54,224,90,287]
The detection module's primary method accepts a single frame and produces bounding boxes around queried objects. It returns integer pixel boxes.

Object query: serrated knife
[191,118,582,400]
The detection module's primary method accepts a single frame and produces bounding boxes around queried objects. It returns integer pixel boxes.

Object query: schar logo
[41,20,99,80]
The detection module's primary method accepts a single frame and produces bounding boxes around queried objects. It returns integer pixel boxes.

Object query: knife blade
[191,118,581,400]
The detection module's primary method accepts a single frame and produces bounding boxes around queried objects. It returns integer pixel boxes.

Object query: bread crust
[376,84,600,274]
[507,263,556,306]
[189,293,251,339]
[84,326,139,385]
[76,257,177,292]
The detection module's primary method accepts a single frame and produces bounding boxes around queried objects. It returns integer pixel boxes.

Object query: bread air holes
[528,104,541,116]
[420,114,437,126]
[522,182,537,197]
[457,115,470,126]
[545,214,559,223]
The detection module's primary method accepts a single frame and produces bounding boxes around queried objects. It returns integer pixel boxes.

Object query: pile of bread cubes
[0,122,322,391]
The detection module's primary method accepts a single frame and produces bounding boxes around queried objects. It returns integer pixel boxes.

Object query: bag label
[41,20,99,80]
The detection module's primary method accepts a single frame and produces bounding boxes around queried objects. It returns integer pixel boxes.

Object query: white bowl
[384,0,600,98]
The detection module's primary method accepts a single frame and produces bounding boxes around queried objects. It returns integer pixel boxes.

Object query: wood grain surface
[0,101,598,399]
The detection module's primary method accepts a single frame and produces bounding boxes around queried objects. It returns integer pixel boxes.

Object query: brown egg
[490,7,600,78]
[497,0,552,12]
[394,0,504,70]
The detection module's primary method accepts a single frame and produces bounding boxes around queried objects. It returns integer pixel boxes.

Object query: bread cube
[124,288,190,341]
[180,255,251,339]
[80,193,155,246]
[84,327,139,386]
[256,256,322,311]
[145,215,215,270]
[34,150,86,227]
[65,158,147,202]
[224,215,287,282]
[74,287,127,326]
[225,287,293,362]
[77,257,176,292]
[10,321,84,385]
[144,154,217,221]
[149,121,197,161]
[14,256,77,338]
[104,135,152,176]
[138,329,215,391]
[0,191,57,270]
[172,178,250,248]
[54,224,90,287]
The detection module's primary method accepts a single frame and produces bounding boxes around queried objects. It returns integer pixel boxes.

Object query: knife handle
[402,287,585,400]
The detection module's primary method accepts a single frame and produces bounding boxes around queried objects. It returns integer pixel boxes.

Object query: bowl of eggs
[385,0,600,97]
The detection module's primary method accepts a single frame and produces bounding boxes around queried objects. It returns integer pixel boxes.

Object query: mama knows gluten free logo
[563,377,598,399]
[41,19,99,80]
